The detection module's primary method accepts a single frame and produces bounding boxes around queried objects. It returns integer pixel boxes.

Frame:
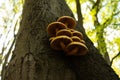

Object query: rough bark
[3,0,119,80]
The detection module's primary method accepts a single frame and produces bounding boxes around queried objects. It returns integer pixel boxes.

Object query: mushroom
[72,31,83,39]
[65,42,88,56]
[57,16,76,29]
[70,29,76,32]
[56,29,72,37]
[50,35,72,50]
[49,37,55,42]
[71,36,85,44]
[47,22,67,36]
[80,40,86,44]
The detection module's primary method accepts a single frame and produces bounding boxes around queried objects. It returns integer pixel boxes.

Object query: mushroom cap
[65,42,88,56]
[71,36,85,44]
[70,29,76,32]
[49,37,55,42]
[72,31,83,39]
[57,16,76,29]
[71,36,81,42]
[56,29,72,37]
[47,22,67,36]
[80,40,86,44]
[50,36,72,50]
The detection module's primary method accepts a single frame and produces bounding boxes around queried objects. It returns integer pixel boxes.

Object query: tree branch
[92,0,100,9]
[92,0,101,26]
[110,51,120,66]
[75,0,83,25]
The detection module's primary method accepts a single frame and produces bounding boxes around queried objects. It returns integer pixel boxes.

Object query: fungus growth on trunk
[47,16,88,56]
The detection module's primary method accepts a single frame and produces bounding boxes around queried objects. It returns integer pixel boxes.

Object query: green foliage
[80,0,88,4]
[0,54,2,64]
[67,0,120,77]
[0,0,24,78]
[66,0,77,14]
[114,38,120,50]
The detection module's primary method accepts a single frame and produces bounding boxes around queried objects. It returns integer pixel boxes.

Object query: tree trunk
[3,0,119,80]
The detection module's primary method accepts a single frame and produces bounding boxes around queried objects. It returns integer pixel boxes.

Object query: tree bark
[3,0,119,80]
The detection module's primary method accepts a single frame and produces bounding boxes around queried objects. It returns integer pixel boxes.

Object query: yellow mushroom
[57,16,76,29]
[72,30,83,39]
[56,29,72,37]
[47,22,67,36]
[71,36,85,44]
[50,36,72,50]
[65,42,88,56]
[49,37,55,42]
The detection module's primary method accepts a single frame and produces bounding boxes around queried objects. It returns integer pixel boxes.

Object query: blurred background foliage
[0,0,24,78]
[0,0,120,78]
[66,0,120,77]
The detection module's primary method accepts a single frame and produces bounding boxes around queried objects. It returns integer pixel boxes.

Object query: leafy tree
[66,0,120,66]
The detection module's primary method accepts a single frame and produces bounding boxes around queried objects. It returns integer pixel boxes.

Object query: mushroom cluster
[47,16,88,56]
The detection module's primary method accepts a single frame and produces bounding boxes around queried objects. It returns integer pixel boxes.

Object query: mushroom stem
[60,42,65,50]
[68,48,78,55]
